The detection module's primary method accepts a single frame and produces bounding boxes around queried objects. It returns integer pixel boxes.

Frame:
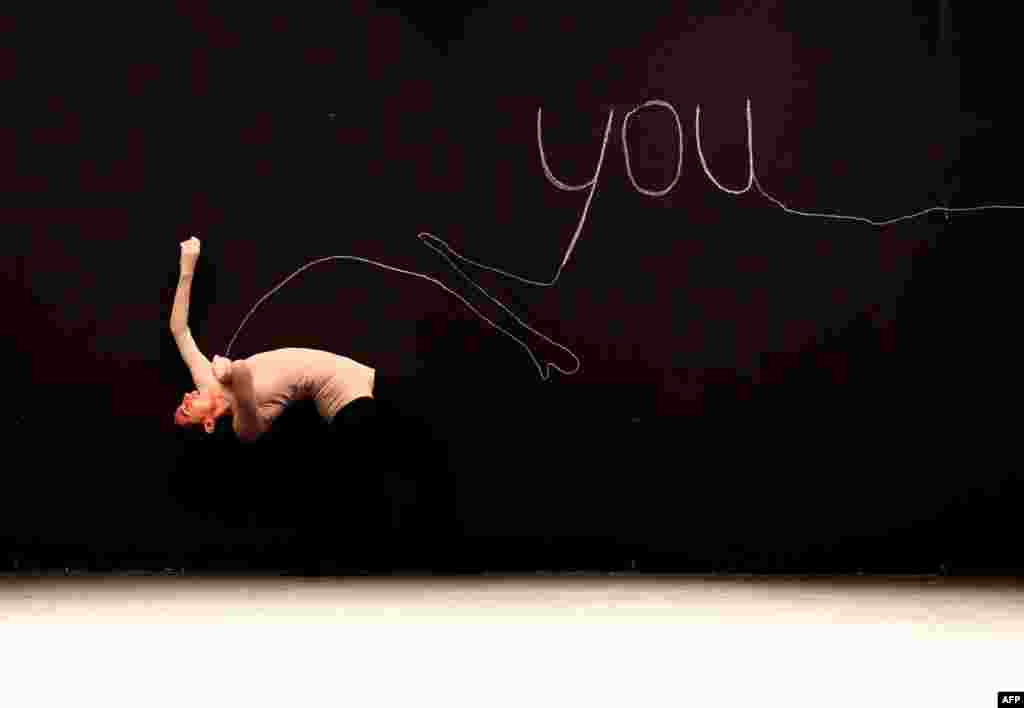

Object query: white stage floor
[2,575,1021,707]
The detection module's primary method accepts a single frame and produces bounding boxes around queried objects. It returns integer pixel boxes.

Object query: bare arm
[217,359,266,443]
[170,238,216,391]
[170,237,201,334]
[169,272,193,336]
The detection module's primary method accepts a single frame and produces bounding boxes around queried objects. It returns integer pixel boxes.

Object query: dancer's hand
[180,236,201,276]
[212,354,232,385]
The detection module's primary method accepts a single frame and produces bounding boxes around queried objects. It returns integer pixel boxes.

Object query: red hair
[174,389,232,434]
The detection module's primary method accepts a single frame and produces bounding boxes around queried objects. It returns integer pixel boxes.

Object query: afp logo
[999,693,1024,705]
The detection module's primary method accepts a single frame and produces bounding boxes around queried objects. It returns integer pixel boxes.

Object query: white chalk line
[225,99,1023,380]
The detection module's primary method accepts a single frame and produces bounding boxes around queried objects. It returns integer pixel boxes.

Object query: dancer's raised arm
[170,236,216,392]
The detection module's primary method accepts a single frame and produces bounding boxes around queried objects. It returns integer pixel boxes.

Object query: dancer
[169,236,459,569]
[170,237,378,444]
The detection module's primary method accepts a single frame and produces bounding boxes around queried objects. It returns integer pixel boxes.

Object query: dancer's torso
[239,348,376,428]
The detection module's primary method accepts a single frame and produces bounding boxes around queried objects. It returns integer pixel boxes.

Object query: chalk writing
[225,99,1024,380]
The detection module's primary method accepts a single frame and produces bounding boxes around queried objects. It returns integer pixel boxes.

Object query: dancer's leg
[321,372,456,569]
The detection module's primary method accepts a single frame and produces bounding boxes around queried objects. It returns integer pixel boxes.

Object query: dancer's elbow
[234,415,265,444]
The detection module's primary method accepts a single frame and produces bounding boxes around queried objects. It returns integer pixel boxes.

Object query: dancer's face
[183,390,214,417]
[175,388,231,433]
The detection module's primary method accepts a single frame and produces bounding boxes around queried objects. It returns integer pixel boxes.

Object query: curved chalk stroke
[225,99,1024,380]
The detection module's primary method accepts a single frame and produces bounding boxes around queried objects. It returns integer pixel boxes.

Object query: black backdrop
[2,2,1017,574]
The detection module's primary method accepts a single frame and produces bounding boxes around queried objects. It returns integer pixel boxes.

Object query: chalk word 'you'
[225,99,1019,381]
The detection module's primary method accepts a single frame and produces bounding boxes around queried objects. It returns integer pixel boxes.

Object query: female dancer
[169,236,455,566]
[170,236,378,444]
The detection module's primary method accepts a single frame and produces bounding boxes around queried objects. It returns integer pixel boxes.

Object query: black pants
[323,374,452,563]
[328,373,438,474]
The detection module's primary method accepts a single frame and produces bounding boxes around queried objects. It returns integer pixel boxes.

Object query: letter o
[621,100,684,197]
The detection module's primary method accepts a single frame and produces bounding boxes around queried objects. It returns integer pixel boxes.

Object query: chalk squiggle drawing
[224,99,1022,380]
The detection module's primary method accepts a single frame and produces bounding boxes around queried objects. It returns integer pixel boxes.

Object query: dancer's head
[174,386,233,434]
